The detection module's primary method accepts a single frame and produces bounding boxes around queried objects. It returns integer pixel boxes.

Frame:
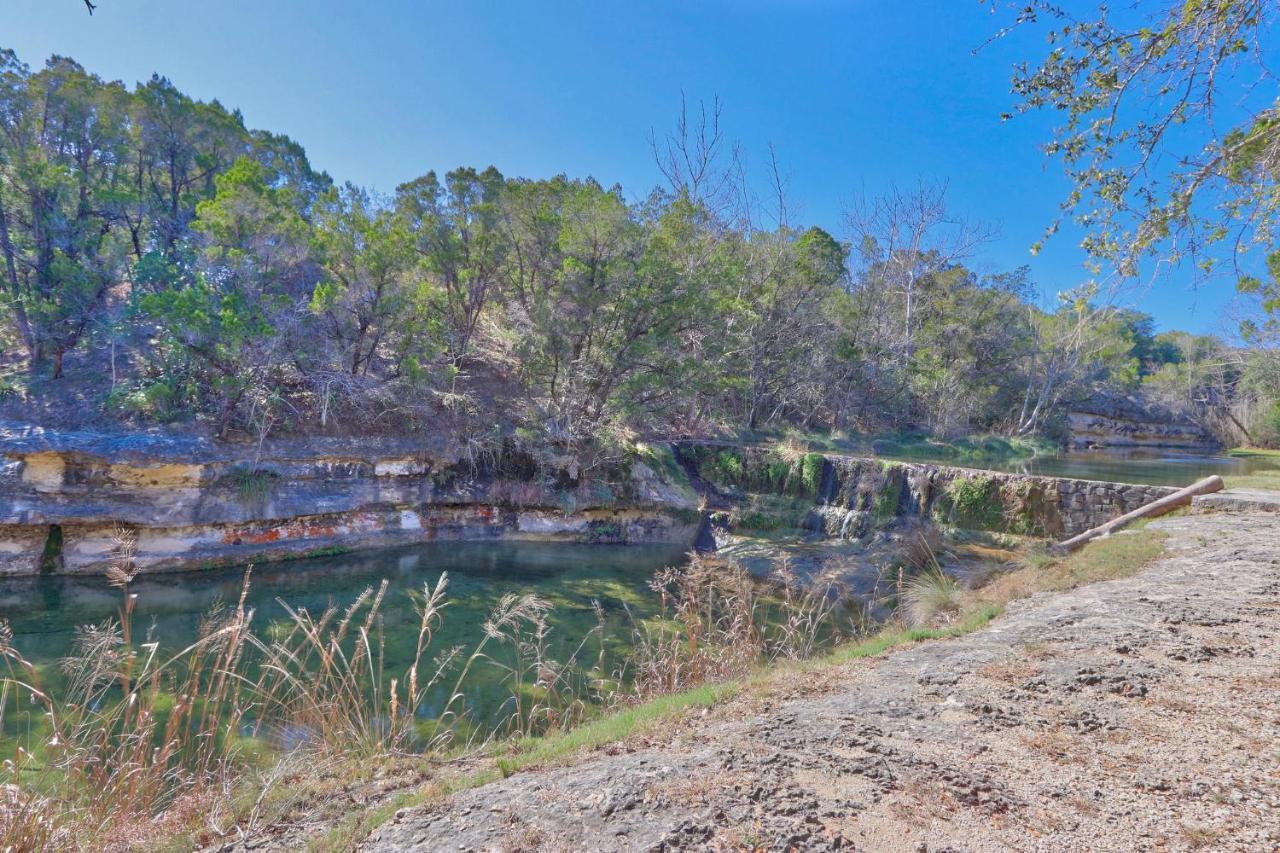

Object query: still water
[3,447,1270,743]
[0,541,689,738]
[878,448,1278,487]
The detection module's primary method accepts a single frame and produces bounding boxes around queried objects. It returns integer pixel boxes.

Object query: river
[0,541,688,745]
[877,447,1278,487]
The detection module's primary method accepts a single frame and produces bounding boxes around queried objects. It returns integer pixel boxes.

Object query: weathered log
[1053,475,1225,554]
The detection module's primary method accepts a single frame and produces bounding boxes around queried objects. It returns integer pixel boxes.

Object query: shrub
[901,565,964,627]
[104,378,189,422]
[1251,399,1280,448]
[223,467,280,504]
[714,450,745,484]
[627,555,850,699]
[899,535,964,627]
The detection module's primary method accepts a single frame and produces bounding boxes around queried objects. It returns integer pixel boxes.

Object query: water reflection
[0,541,690,729]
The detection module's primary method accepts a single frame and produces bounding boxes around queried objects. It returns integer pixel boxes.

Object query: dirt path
[365,512,1280,852]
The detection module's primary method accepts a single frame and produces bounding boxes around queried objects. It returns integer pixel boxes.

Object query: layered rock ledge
[0,423,700,574]
[1,424,1182,576]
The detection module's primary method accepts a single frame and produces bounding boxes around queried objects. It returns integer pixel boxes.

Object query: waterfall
[902,469,929,517]
[839,508,856,539]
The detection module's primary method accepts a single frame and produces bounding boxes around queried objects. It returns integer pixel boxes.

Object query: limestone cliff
[1066,396,1218,451]
[0,423,700,575]
[0,424,1180,577]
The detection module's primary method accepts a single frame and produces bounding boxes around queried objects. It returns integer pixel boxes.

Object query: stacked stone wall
[676,443,1178,540]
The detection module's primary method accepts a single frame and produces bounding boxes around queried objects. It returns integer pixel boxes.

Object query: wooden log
[1053,475,1225,554]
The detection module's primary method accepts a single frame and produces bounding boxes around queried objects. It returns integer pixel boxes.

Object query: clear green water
[7,446,1269,747]
[878,448,1279,487]
[0,540,689,741]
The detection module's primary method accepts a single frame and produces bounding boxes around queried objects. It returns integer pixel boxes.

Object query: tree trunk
[1223,409,1253,445]
[1054,475,1224,554]
[0,190,37,361]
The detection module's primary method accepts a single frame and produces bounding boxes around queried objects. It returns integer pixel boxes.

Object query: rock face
[819,455,1174,539]
[0,425,1181,577]
[0,423,700,576]
[677,444,1176,542]
[1066,396,1218,451]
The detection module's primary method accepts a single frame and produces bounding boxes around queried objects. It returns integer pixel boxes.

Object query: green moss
[764,459,791,491]
[734,495,811,532]
[303,545,353,559]
[632,442,693,495]
[38,524,63,574]
[429,466,459,491]
[1001,480,1040,536]
[580,521,625,543]
[715,449,745,483]
[667,507,705,525]
[936,474,1005,531]
[690,446,828,500]
[872,472,903,521]
[800,453,825,496]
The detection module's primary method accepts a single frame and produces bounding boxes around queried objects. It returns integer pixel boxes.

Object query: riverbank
[363,510,1279,852]
[1227,447,1280,490]
[2,423,1190,576]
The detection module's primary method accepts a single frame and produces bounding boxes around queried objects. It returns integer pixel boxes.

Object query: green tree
[396,166,505,369]
[995,1,1279,280]
[136,157,314,434]
[311,184,442,380]
[0,52,132,377]
[125,74,248,258]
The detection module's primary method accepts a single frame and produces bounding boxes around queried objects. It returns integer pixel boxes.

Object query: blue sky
[0,0,1239,333]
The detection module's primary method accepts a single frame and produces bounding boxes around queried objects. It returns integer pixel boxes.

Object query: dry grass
[901,562,964,628]
[625,554,850,700]
[0,510,1176,850]
[1181,822,1226,849]
[0,536,618,849]
[978,658,1041,683]
[0,538,860,850]
[1019,730,1084,765]
[971,524,1167,611]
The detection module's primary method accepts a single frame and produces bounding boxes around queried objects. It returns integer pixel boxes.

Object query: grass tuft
[0,510,1172,850]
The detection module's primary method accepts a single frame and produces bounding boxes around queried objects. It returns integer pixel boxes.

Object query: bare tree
[650,94,742,219]
[844,181,995,361]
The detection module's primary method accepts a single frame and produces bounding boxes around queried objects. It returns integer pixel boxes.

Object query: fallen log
[1053,475,1225,554]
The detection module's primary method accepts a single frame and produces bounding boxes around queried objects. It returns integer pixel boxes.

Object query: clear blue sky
[0,0,1236,333]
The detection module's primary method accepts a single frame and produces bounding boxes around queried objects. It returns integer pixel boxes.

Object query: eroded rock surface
[0,423,701,574]
[366,512,1280,852]
[1066,396,1218,452]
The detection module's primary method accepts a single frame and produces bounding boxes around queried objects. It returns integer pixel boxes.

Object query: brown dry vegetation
[0,515,1176,851]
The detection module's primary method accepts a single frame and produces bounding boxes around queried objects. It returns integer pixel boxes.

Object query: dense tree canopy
[0,48,1274,451]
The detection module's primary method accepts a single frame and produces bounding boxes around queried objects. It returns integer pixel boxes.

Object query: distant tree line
[1,50,1276,449]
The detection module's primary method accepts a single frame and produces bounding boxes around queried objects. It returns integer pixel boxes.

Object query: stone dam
[0,425,1177,576]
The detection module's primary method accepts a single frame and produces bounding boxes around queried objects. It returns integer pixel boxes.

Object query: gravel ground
[365,511,1280,852]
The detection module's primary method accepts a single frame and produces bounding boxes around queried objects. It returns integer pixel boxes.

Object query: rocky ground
[365,511,1280,852]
